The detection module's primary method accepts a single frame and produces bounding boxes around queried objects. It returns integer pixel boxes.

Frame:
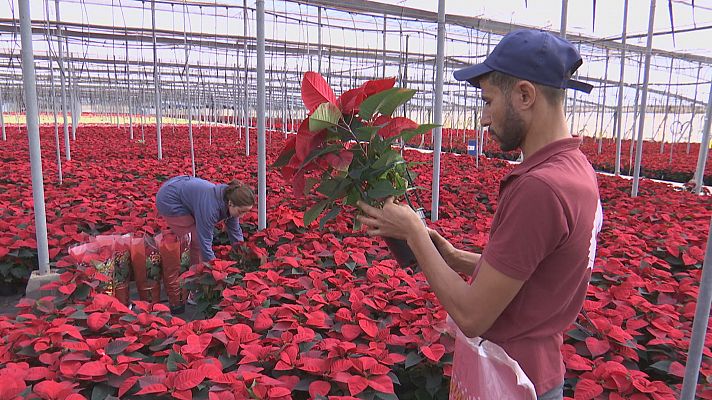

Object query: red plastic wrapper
[144,235,163,304]
[69,238,116,295]
[129,233,149,301]
[179,233,192,303]
[157,232,182,308]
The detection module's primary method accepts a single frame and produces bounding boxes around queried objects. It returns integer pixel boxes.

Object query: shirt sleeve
[226,217,244,243]
[482,176,569,281]
[193,201,219,261]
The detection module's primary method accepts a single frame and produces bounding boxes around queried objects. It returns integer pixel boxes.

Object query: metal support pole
[55,0,70,160]
[19,0,50,276]
[382,14,387,77]
[659,59,675,152]
[692,80,712,194]
[140,85,145,141]
[680,217,712,400]
[614,0,628,176]
[569,42,581,135]
[317,7,322,74]
[152,0,162,160]
[44,0,61,181]
[48,51,62,184]
[688,64,702,155]
[560,0,568,37]
[244,0,250,153]
[66,47,77,139]
[126,35,133,140]
[631,0,656,198]
[184,4,195,177]
[597,49,609,154]
[256,0,266,230]
[431,0,445,222]
[0,83,5,140]
[234,66,238,133]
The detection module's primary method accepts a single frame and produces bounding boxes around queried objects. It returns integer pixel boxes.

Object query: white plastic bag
[446,316,537,400]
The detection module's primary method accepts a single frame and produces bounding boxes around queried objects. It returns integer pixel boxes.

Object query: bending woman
[156,176,255,265]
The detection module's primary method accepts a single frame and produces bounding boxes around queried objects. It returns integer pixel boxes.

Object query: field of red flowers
[408,129,712,185]
[0,124,710,399]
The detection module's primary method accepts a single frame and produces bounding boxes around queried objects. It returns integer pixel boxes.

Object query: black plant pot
[383,237,418,268]
[383,207,427,268]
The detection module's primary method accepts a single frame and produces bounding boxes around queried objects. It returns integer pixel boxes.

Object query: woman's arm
[226,217,244,243]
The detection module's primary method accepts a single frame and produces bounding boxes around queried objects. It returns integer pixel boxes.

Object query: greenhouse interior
[0,0,711,398]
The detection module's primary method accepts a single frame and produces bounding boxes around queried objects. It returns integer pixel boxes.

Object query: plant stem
[338,120,368,158]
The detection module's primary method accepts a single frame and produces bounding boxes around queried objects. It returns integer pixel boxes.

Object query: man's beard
[489,102,525,152]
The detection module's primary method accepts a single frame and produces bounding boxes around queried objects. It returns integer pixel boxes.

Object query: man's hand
[356,197,427,242]
[428,228,480,275]
[428,228,455,258]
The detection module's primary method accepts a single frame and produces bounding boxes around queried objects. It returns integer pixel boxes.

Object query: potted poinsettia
[273,71,437,266]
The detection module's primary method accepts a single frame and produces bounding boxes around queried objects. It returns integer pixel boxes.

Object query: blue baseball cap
[454,29,593,93]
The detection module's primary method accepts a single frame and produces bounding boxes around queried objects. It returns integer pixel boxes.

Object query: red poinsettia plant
[274,71,437,228]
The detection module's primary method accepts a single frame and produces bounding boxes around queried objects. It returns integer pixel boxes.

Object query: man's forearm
[448,249,481,275]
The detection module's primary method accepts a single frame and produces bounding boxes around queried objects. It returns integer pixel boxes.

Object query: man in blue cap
[358,29,603,399]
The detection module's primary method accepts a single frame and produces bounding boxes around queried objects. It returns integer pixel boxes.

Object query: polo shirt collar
[502,137,583,183]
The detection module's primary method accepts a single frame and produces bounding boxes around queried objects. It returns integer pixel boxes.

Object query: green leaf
[105,339,131,355]
[354,126,380,142]
[304,200,330,226]
[344,261,357,272]
[0,262,12,276]
[11,266,29,279]
[91,384,113,400]
[167,350,187,372]
[398,123,439,143]
[566,328,591,341]
[74,284,91,300]
[372,150,403,170]
[304,177,320,194]
[359,87,417,120]
[414,389,432,400]
[315,178,341,197]
[425,371,443,394]
[319,206,342,230]
[348,166,366,180]
[298,341,317,353]
[387,372,400,386]
[309,102,342,132]
[16,346,37,357]
[271,147,295,168]
[367,180,398,200]
[405,351,423,369]
[218,353,237,370]
[345,187,362,206]
[69,309,88,320]
[650,360,672,374]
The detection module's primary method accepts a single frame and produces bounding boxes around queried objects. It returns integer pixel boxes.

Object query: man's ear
[513,81,536,110]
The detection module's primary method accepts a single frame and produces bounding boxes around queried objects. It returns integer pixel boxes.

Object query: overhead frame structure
[3,3,712,397]
[0,0,710,131]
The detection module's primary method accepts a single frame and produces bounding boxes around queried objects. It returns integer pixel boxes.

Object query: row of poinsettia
[405,129,712,185]
[0,121,711,398]
[0,225,452,399]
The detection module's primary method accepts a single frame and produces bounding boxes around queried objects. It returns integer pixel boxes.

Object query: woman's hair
[224,180,255,207]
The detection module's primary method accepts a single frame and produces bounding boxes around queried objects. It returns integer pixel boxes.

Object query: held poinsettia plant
[274,71,437,228]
